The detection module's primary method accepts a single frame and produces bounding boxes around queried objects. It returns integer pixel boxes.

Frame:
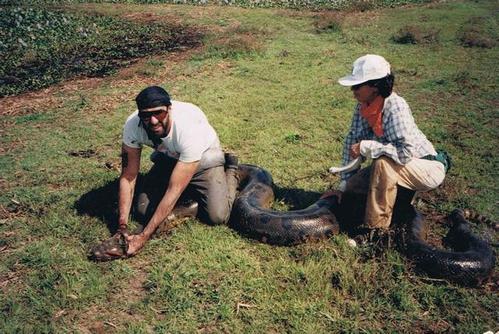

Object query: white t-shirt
[123,101,223,167]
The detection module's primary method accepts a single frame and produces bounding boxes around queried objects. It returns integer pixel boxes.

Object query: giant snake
[230,164,340,245]
[230,162,496,286]
[404,207,496,286]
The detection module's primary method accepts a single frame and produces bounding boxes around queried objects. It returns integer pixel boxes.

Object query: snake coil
[230,164,340,245]
[230,164,495,286]
[404,208,495,286]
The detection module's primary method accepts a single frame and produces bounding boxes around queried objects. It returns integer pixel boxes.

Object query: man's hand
[349,143,361,159]
[125,233,148,256]
[320,189,343,203]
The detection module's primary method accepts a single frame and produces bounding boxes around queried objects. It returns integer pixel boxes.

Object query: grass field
[0,0,498,333]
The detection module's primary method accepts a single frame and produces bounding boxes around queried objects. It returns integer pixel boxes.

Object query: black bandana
[135,86,171,110]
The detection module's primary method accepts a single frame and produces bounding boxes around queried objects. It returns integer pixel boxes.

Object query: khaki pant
[345,156,445,229]
[135,155,238,226]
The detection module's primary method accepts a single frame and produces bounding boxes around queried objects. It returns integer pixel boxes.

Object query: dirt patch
[122,11,183,26]
[340,9,383,29]
[0,89,65,118]
[207,21,269,57]
[0,76,103,122]
[417,177,466,207]
[211,32,262,56]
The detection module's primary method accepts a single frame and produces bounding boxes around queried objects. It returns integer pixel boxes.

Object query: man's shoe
[155,200,199,235]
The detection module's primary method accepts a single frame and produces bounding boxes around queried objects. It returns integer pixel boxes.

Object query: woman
[324,54,448,242]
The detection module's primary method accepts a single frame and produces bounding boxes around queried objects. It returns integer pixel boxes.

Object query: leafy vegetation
[0,6,200,96]
[1,0,434,10]
[0,0,498,333]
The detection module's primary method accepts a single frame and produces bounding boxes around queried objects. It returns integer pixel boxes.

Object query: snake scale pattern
[230,164,340,245]
[404,207,495,286]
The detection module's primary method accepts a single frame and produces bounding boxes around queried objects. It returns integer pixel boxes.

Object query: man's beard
[148,123,167,138]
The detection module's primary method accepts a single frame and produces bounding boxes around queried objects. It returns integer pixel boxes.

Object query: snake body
[231,163,495,285]
[230,164,340,245]
[404,208,495,286]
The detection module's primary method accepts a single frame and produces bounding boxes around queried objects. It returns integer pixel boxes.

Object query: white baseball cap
[338,54,391,86]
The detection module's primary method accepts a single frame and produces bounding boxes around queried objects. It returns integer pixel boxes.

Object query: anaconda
[230,164,340,245]
[230,163,496,286]
[403,208,495,286]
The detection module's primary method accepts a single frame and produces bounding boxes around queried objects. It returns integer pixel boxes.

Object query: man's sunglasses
[138,109,167,120]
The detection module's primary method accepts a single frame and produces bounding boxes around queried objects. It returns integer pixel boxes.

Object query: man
[115,86,238,257]
[322,55,449,243]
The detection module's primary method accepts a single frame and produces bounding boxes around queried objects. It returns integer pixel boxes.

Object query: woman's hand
[349,143,361,158]
[125,233,148,256]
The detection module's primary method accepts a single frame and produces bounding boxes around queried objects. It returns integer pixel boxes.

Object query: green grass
[0,0,498,333]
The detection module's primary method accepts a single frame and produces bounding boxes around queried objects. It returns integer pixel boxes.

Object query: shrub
[459,31,495,48]
[392,25,440,44]
[314,12,343,34]
[457,16,497,49]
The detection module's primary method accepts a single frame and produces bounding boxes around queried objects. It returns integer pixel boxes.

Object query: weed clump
[459,31,495,48]
[457,17,497,49]
[284,133,302,144]
[198,25,265,60]
[314,12,343,34]
[210,34,262,58]
[392,25,440,44]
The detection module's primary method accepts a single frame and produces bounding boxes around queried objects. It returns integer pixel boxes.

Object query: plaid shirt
[341,93,437,181]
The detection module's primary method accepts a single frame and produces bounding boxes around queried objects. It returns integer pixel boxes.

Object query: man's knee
[206,203,231,225]
[135,193,147,215]
[135,188,168,223]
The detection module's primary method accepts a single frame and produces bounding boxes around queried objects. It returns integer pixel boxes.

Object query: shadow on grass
[74,177,340,235]
[74,177,405,241]
[74,178,121,233]
[275,185,368,234]
[74,176,144,234]
[273,185,322,210]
